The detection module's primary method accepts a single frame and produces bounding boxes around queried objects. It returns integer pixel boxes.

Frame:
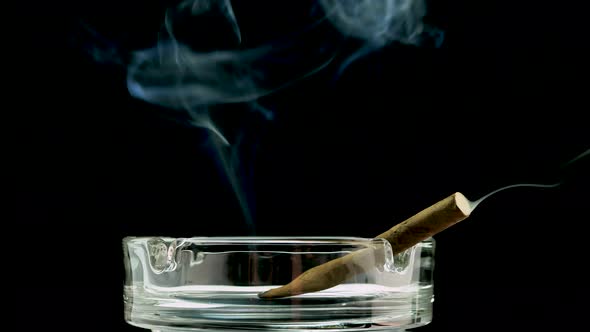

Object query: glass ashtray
[123,237,435,331]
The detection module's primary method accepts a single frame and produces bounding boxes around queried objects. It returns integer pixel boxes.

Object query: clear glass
[123,237,435,331]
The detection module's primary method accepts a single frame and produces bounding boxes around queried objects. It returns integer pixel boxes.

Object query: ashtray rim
[123,236,433,246]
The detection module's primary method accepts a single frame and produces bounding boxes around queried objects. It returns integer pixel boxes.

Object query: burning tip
[454,192,474,216]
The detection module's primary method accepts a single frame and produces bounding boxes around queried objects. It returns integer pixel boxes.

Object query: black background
[14,1,590,331]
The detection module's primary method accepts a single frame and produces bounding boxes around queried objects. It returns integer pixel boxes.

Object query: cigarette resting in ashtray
[258,192,473,299]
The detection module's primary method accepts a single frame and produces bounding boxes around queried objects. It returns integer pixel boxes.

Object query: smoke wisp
[76,0,443,231]
[468,148,590,212]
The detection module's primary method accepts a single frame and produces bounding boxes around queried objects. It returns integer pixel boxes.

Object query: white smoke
[77,0,444,231]
[318,0,442,74]
[468,149,590,212]
[319,0,428,44]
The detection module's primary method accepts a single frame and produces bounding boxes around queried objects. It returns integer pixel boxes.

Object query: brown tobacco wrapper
[259,192,472,299]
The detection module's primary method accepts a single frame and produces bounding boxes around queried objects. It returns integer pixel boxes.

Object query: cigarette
[258,192,472,299]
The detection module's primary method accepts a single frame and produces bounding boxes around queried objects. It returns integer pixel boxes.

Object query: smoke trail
[320,0,427,44]
[74,0,444,232]
[318,0,444,75]
[124,0,345,231]
[468,182,561,211]
[467,148,590,213]
[124,0,444,133]
[563,149,589,167]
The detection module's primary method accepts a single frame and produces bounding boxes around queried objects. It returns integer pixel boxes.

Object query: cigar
[258,192,472,299]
